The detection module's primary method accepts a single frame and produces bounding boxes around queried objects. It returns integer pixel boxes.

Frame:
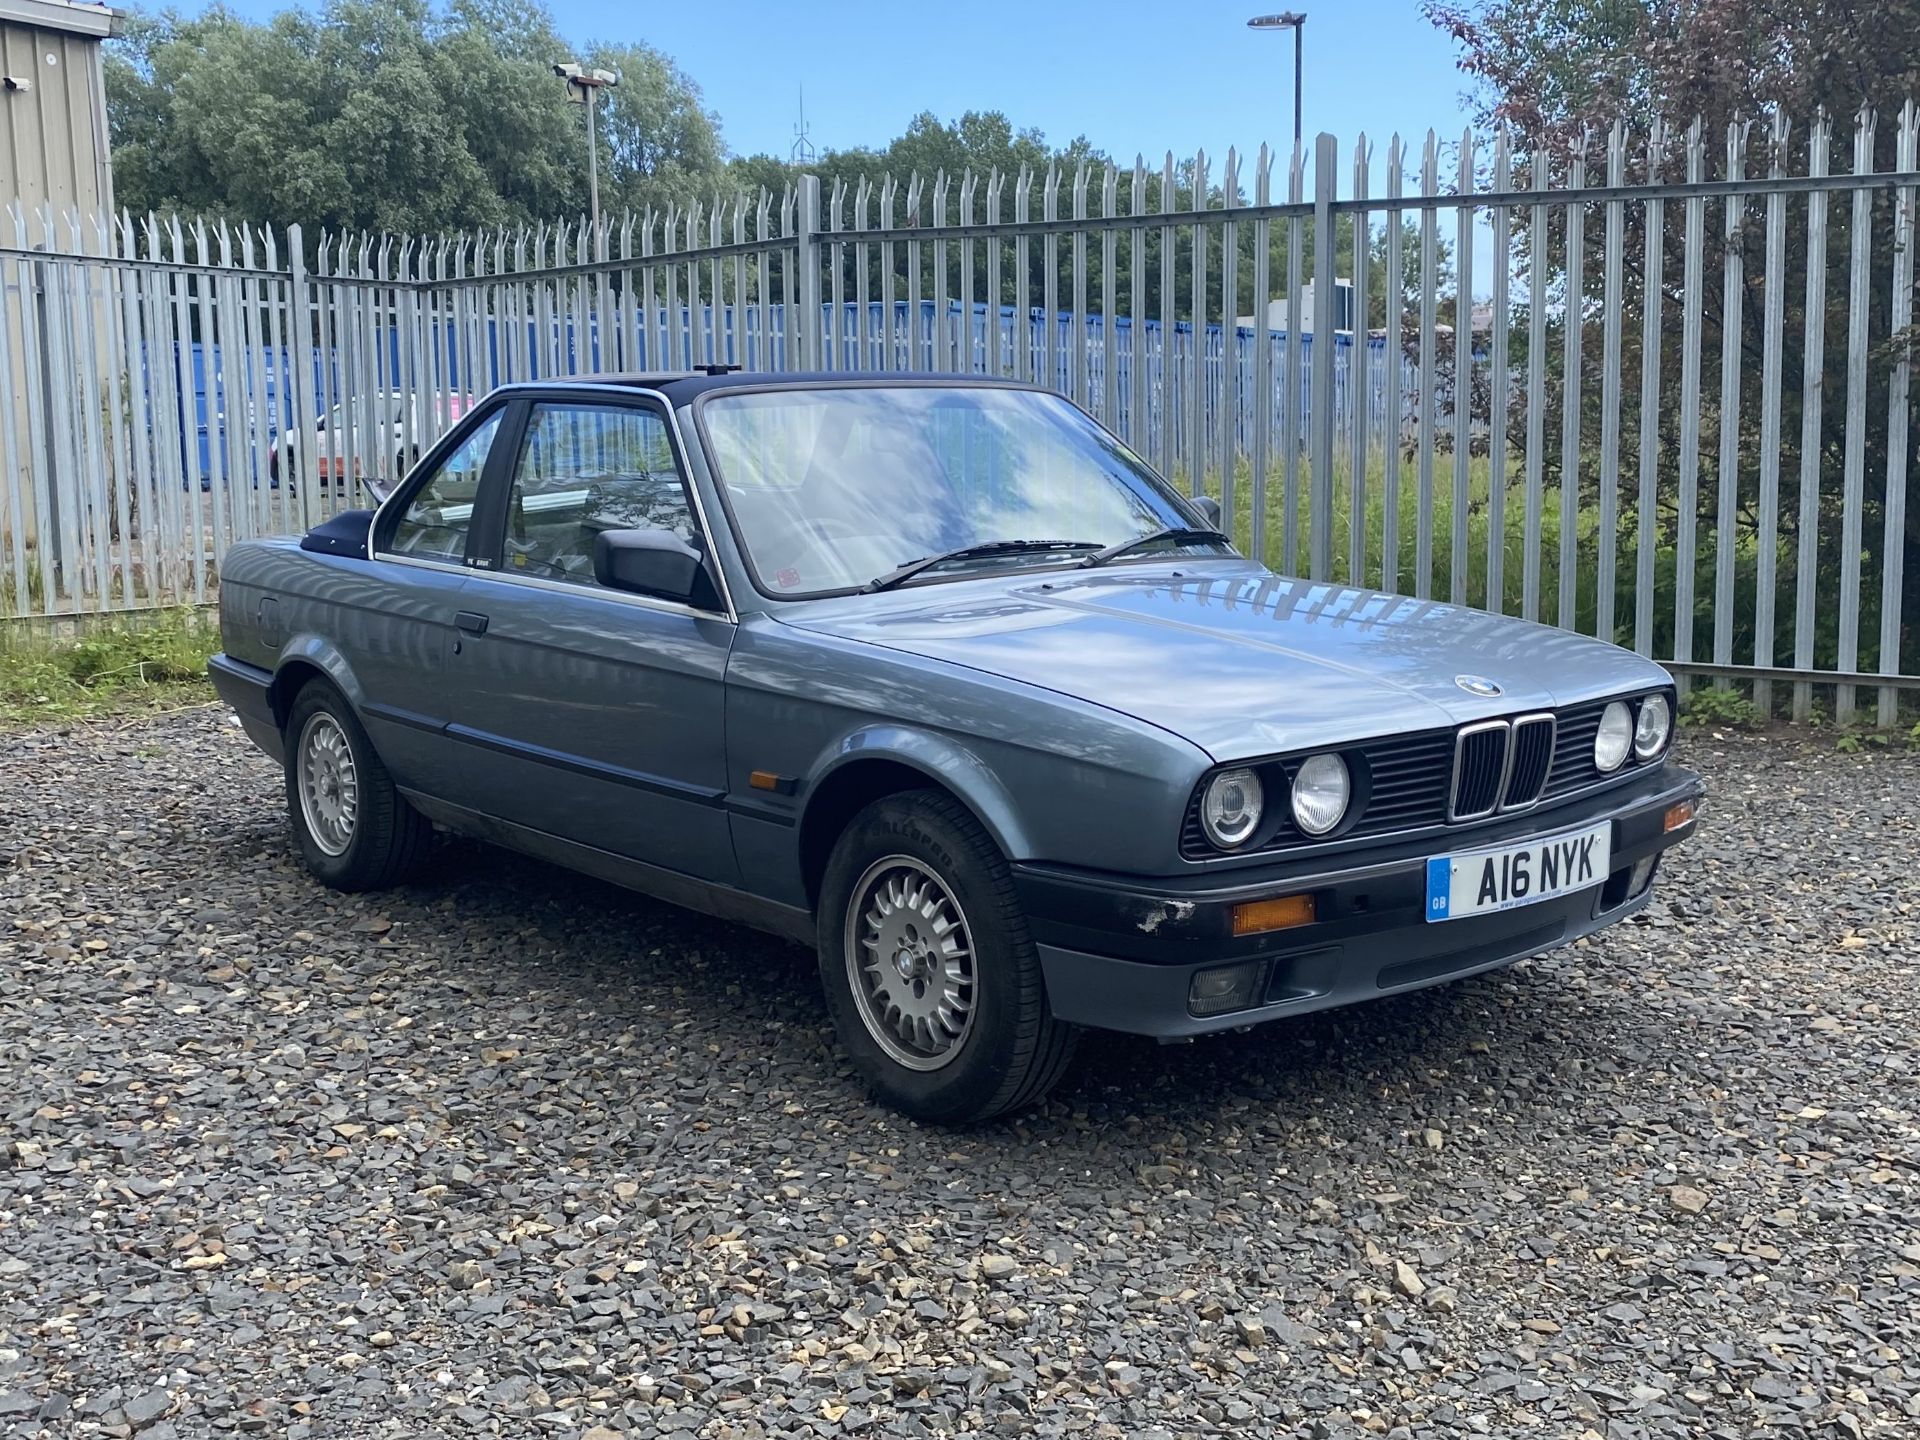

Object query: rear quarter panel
[220,540,445,688]
[217,539,472,797]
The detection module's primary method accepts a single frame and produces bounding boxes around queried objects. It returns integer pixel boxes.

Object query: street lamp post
[1246,12,1306,150]
[553,62,620,257]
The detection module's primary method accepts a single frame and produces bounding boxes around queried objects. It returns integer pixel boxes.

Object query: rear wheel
[817,790,1077,1122]
[283,681,431,891]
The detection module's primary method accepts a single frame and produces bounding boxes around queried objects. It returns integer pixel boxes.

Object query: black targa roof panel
[565,372,1046,404]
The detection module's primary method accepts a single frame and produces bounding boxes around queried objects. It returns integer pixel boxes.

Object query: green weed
[0,610,219,726]
[1679,687,1767,731]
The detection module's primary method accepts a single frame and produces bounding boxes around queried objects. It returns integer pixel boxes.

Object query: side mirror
[593,528,715,607]
[1191,494,1223,529]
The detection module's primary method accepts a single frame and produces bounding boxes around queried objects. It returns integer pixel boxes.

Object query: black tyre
[283,680,432,891]
[816,790,1077,1123]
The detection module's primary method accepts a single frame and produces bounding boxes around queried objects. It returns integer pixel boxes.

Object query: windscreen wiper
[1077,525,1232,568]
[865,539,1101,593]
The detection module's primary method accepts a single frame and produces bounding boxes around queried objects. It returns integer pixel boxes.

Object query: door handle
[454,610,490,635]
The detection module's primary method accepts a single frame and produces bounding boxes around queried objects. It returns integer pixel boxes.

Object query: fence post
[1881,101,1918,726]
[1310,132,1338,581]
[1791,114,1831,722]
[1835,108,1877,726]
[795,174,824,372]
[286,225,323,532]
[0,232,30,615]
[28,251,63,603]
[1349,135,1371,589]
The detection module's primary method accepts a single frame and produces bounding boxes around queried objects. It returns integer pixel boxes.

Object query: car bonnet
[776,563,1673,763]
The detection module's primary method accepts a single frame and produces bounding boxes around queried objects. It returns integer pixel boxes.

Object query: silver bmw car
[210,372,1704,1122]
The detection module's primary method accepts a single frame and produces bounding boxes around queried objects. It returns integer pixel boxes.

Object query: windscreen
[700,385,1201,596]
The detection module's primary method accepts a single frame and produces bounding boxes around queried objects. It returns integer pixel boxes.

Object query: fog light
[1188,962,1265,1017]
[1628,856,1658,897]
[1231,892,1317,937]
[1664,800,1695,833]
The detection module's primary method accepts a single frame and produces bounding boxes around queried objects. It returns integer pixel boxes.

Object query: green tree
[1425,0,1920,672]
[429,0,586,225]
[105,0,724,236]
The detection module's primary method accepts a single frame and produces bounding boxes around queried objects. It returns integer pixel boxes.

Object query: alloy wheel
[296,712,360,857]
[843,855,978,1071]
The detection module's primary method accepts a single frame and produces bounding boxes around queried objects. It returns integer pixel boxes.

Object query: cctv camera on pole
[553,62,620,259]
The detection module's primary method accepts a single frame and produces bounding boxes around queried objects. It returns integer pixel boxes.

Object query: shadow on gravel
[207,794,1627,1164]
[1061,966,1590,1109]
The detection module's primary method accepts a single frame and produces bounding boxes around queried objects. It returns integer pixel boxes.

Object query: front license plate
[1424,821,1612,923]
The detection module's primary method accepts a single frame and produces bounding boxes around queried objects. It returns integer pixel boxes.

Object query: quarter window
[387,410,501,563]
[502,403,697,587]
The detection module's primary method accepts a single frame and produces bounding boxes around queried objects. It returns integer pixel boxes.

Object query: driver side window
[387,410,501,564]
[502,403,698,587]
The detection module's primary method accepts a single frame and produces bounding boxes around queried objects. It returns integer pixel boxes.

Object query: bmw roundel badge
[1455,674,1503,698]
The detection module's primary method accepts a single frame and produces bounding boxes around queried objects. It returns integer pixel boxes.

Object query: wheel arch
[796,730,1034,910]
[268,636,366,729]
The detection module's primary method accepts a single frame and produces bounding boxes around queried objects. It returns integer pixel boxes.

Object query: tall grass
[1182,452,1847,685]
[0,609,219,725]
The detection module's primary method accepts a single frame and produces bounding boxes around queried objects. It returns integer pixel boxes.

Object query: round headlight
[1202,768,1264,848]
[1290,753,1351,836]
[1634,694,1671,760]
[1594,701,1633,772]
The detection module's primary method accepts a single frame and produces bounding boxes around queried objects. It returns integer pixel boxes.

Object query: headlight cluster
[1195,691,1673,855]
[1634,693,1672,760]
[1200,768,1263,848]
[1200,752,1352,850]
[1594,693,1672,773]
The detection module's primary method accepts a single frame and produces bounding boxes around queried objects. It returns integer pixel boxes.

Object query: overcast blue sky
[211,0,1483,167]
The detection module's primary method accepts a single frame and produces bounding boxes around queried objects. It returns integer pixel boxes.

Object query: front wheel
[283,681,432,891]
[816,790,1077,1122]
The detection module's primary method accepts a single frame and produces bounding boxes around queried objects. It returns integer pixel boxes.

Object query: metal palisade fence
[2,107,1918,720]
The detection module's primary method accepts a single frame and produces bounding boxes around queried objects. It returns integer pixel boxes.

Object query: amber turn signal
[1663,800,1695,833]
[1230,892,1317,937]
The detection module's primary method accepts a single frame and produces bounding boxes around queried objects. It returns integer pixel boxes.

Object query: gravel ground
[1,709,1916,1440]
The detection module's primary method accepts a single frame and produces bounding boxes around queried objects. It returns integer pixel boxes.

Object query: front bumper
[1013,762,1704,1039]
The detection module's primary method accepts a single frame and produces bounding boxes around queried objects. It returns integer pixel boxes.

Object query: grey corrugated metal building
[2,0,121,607]
[1,0,120,220]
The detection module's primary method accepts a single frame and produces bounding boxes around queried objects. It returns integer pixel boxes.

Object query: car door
[442,395,739,884]
[352,404,507,805]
